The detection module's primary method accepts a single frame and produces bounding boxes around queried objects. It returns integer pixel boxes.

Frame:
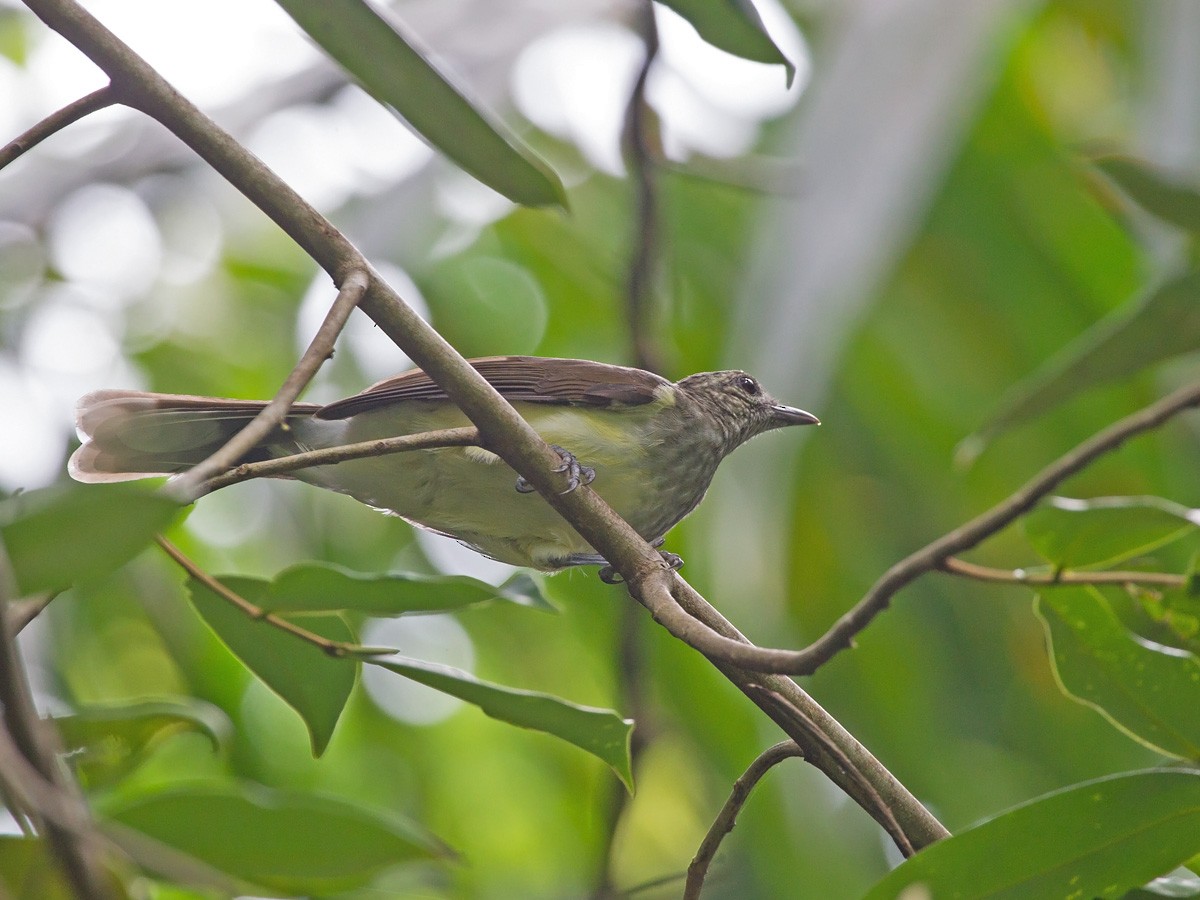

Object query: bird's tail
[68,390,321,483]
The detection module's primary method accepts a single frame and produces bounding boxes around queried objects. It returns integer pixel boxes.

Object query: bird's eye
[736,375,760,395]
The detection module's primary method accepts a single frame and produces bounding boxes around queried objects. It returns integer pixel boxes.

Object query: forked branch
[0,84,117,171]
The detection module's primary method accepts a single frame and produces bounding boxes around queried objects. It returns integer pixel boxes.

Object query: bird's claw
[514,445,595,495]
[598,565,622,584]
[598,551,683,585]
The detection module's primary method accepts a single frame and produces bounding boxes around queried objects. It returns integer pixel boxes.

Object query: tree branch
[0,540,115,900]
[684,742,804,899]
[167,269,368,501]
[620,1,664,376]
[20,0,946,854]
[795,378,1200,671]
[939,557,1186,588]
[622,380,1200,677]
[7,591,59,635]
[153,537,394,658]
[0,85,117,172]
[200,426,480,491]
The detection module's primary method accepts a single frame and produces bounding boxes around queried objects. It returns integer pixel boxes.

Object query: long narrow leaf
[866,770,1200,900]
[274,0,565,207]
[656,0,795,85]
[103,782,450,895]
[957,269,1200,463]
[0,482,183,595]
[188,576,355,757]
[1037,586,1200,760]
[372,656,634,789]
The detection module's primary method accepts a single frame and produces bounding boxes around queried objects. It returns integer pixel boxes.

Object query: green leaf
[0,482,184,596]
[371,656,634,789]
[656,0,795,86]
[102,783,450,895]
[0,10,29,66]
[187,576,355,756]
[1094,155,1200,233]
[865,770,1200,900]
[56,698,230,789]
[272,0,566,208]
[1023,495,1199,569]
[261,562,554,614]
[1137,585,1200,656]
[1036,586,1200,760]
[0,836,77,899]
[957,269,1200,464]
[1127,866,1200,898]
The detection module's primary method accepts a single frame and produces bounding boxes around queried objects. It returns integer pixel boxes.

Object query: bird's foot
[660,551,684,572]
[515,445,596,495]
[597,551,683,585]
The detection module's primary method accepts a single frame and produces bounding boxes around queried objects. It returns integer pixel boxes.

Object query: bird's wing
[316,357,670,420]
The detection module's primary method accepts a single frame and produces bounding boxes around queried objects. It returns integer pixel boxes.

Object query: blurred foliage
[3,0,1200,898]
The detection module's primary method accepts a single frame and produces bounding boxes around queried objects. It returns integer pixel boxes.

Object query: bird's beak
[770,405,820,427]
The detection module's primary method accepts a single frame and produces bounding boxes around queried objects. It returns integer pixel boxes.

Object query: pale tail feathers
[68,390,322,483]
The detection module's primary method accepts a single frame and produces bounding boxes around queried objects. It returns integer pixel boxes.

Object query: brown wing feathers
[316,356,668,420]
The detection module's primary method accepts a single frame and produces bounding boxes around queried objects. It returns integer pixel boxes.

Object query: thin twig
[684,741,804,899]
[0,719,105,858]
[168,270,368,501]
[620,1,664,375]
[200,426,481,491]
[593,8,664,897]
[154,537,394,658]
[0,539,115,900]
[627,380,1200,677]
[939,557,1185,588]
[0,85,117,171]
[19,0,948,855]
[655,576,948,849]
[659,153,804,196]
[755,688,913,857]
[8,591,59,634]
[0,716,248,895]
[796,379,1200,672]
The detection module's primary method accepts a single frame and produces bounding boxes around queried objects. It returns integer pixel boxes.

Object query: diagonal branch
[795,378,1200,672]
[0,85,117,172]
[628,379,1200,676]
[200,426,480,491]
[167,269,368,501]
[154,537,394,658]
[620,1,664,376]
[684,741,804,899]
[20,0,947,854]
[0,540,115,900]
[939,557,1186,588]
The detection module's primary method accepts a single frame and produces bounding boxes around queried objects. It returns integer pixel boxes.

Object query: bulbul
[69,356,818,571]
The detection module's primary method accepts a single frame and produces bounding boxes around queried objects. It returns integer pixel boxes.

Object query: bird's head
[675,370,819,455]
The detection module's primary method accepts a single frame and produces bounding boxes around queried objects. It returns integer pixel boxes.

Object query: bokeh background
[2,0,1199,896]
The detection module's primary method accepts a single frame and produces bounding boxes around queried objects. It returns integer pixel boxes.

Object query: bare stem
[0,540,115,900]
[684,742,804,899]
[154,537,394,658]
[200,426,480,491]
[0,85,117,171]
[620,1,664,376]
[629,380,1200,677]
[168,270,368,501]
[593,8,665,897]
[7,591,59,634]
[19,0,948,857]
[652,576,948,850]
[797,379,1200,672]
[939,557,1185,588]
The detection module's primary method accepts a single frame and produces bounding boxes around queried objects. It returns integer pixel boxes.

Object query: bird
[69,356,818,571]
